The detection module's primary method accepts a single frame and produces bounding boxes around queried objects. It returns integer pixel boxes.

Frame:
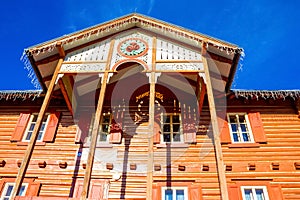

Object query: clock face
[118,38,148,57]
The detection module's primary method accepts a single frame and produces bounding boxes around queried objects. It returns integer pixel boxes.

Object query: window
[227,113,254,143]
[23,114,49,142]
[241,186,269,200]
[0,183,27,200]
[88,113,111,143]
[11,112,60,144]
[161,187,188,200]
[161,113,183,143]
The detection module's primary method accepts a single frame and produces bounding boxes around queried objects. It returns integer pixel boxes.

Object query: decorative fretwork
[64,39,110,62]
[60,63,106,73]
[156,38,202,61]
[156,63,203,71]
[110,31,152,70]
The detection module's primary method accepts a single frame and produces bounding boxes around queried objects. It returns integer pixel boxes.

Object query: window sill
[156,143,189,148]
[228,142,260,148]
[17,141,46,146]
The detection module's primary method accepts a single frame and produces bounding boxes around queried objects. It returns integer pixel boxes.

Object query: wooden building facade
[0,14,300,200]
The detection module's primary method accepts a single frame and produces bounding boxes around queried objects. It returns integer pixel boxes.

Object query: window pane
[176,189,185,200]
[173,133,181,142]
[163,134,171,142]
[239,115,246,123]
[230,124,238,132]
[163,125,170,132]
[233,133,239,142]
[40,123,46,131]
[244,189,253,200]
[240,123,248,132]
[29,123,35,131]
[173,115,180,123]
[25,132,32,141]
[102,124,109,133]
[173,124,180,132]
[229,116,237,123]
[255,189,264,200]
[242,133,250,142]
[18,185,26,196]
[5,185,13,196]
[165,189,173,200]
[37,131,43,140]
[99,133,107,142]
[164,116,171,123]
[103,116,110,123]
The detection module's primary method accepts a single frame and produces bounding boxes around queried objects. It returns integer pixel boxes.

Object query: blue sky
[0,0,299,90]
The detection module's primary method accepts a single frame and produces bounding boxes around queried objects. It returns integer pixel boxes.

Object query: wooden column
[146,72,156,200]
[12,42,65,198]
[80,39,114,199]
[80,72,109,199]
[201,43,229,200]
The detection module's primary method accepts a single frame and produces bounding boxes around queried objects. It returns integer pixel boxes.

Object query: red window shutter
[43,112,61,142]
[152,185,161,200]
[248,112,267,143]
[153,121,161,144]
[269,185,284,200]
[218,117,231,144]
[73,182,83,198]
[109,131,122,144]
[109,108,123,144]
[198,78,206,114]
[228,184,239,200]
[90,182,104,199]
[26,181,41,196]
[189,185,202,200]
[11,113,31,142]
[0,179,5,195]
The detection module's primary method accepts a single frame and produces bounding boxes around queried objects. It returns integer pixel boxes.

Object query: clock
[118,38,148,57]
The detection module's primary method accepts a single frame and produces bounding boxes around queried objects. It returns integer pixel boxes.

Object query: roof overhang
[22,13,244,93]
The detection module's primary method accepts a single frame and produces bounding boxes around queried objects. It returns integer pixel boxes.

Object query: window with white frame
[241,186,269,200]
[0,183,27,200]
[22,114,49,142]
[161,113,183,143]
[88,113,111,143]
[227,113,254,143]
[161,187,188,200]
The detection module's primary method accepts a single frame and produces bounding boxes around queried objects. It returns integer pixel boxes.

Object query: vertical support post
[80,39,114,200]
[12,42,65,198]
[80,72,109,200]
[146,72,155,200]
[201,43,229,200]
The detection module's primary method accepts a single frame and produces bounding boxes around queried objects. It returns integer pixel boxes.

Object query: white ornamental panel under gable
[156,38,202,61]
[110,31,153,70]
[64,39,111,62]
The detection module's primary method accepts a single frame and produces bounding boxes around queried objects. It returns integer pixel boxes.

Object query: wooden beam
[201,43,229,200]
[146,36,157,200]
[80,72,108,200]
[80,39,115,200]
[205,51,233,65]
[58,77,73,116]
[11,42,65,198]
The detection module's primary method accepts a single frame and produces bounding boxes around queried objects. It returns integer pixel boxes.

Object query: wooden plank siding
[224,99,300,200]
[0,95,300,199]
[0,102,78,198]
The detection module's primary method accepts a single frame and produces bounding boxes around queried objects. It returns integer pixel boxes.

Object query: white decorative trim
[60,63,106,73]
[232,90,300,100]
[156,63,203,71]
[20,51,42,90]
[0,90,42,101]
